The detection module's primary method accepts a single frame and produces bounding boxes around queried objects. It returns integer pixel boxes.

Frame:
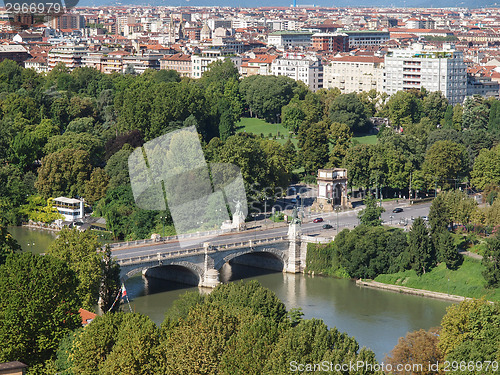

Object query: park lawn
[374,257,500,302]
[236,117,289,136]
[353,134,377,145]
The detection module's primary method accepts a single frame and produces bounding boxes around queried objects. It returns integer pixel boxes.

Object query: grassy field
[236,117,289,136]
[374,257,500,302]
[235,117,297,146]
[352,134,378,145]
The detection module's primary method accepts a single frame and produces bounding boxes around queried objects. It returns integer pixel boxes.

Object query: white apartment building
[47,45,87,71]
[324,55,385,93]
[271,53,323,92]
[267,31,312,50]
[191,51,242,78]
[384,44,467,105]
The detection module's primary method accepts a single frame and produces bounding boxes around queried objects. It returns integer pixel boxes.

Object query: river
[10,226,452,362]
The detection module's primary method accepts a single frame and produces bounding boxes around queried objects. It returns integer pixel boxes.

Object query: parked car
[322,224,333,229]
[392,208,403,213]
[421,216,429,221]
[291,199,297,204]
[313,217,324,223]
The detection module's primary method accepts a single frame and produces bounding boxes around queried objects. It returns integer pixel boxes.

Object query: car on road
[322,224,333,229]
[291,199,297,203]
[313,217,324,223]
[392,208,403,213]
[421,216,429,221]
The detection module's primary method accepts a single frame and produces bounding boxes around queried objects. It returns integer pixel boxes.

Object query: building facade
[317,169,348,208]
[267,31,312,50]
[312,33,349,53]
[384,44,467,105]
[53,197,84,222]
[47,45,87,71]
[271,53,323,92]
[324,55,385,93]
[160,53,192,77]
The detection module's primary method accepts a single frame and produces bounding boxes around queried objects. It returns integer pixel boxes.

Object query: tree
[344,144,373,190]
[328,93,370,133]
[84,168,110,205]
[35,148,92,199]
[470,144,500,190]
[43,131,104,166]
[206,280,287,324]
[297,120,329,176]
[0,226,20,265]
[482,232,500,288]
[429,193,451,235]
[422,91,448,126]
[239,75,301,122]
[408,217,435,275]
[18,195,64,223]
[48,228,120,310]
[488,99,500,133]
[159,303,241,375]
[438,299,499,367]
[281,102,305,134]
[0,253,81,366]
[328,122,352,168]
[357,194,385,227]
[462,95,489,130]
[387,91,422,128]
[104,144,134,189]
[422,140,468,190]
[201,58,239,86]
[437,229,462,270]
[385,328,442,375]
[218,102,235,141]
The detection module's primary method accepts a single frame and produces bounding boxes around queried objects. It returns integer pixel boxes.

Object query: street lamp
[159,215,167,237]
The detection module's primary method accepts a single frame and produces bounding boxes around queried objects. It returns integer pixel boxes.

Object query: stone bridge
[116,224,333,288]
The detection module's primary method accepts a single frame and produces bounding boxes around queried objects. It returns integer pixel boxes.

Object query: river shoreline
[356,279,481,303]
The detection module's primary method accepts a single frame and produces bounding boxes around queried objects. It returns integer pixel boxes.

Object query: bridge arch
[214,247,286,272]
[121,261,204,286]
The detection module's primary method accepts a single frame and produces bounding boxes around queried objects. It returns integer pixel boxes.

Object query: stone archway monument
[316,168,349,209]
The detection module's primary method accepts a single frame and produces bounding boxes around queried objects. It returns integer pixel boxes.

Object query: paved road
[112,201,432,261]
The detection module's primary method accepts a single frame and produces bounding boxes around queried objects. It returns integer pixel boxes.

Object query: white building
[47,45,87,71]
[267,31,312,50]
[53,197,84,222]
[191,51,242,78]
[384,44,467,105]
[324,55,385,93]
[271,53,323,92]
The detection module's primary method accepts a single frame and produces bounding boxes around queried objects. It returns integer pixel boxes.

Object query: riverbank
[370,257,499,302]
[356,279,477,303]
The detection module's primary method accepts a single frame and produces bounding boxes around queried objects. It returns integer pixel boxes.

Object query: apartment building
[47,45,87,71]
[267,31,312,50]
[241,55,277,76]
[122,53,162,74]
[191,51,242,78]
[50,14,86,30]
[324,55,385,93]
[160,53,192,77]
[343,30,390,49]
[312,33,349,53]
[384,44,467,105]
[271,53,323,92]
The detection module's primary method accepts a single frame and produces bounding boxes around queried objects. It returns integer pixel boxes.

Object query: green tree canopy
[328,93,370,133]
[35,148,92,199]
[407,217,435,275]
[422,140,468,190]
[48,228,120,310]
[0,253,81,366]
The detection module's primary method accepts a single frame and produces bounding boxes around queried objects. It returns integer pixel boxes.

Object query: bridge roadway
[110,201,431,261]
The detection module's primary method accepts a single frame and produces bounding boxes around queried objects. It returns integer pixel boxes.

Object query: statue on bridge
[233,199,243,217]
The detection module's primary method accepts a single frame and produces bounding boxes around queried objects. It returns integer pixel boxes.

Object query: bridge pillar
[285,222,304,273]
[198,242,220,288]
